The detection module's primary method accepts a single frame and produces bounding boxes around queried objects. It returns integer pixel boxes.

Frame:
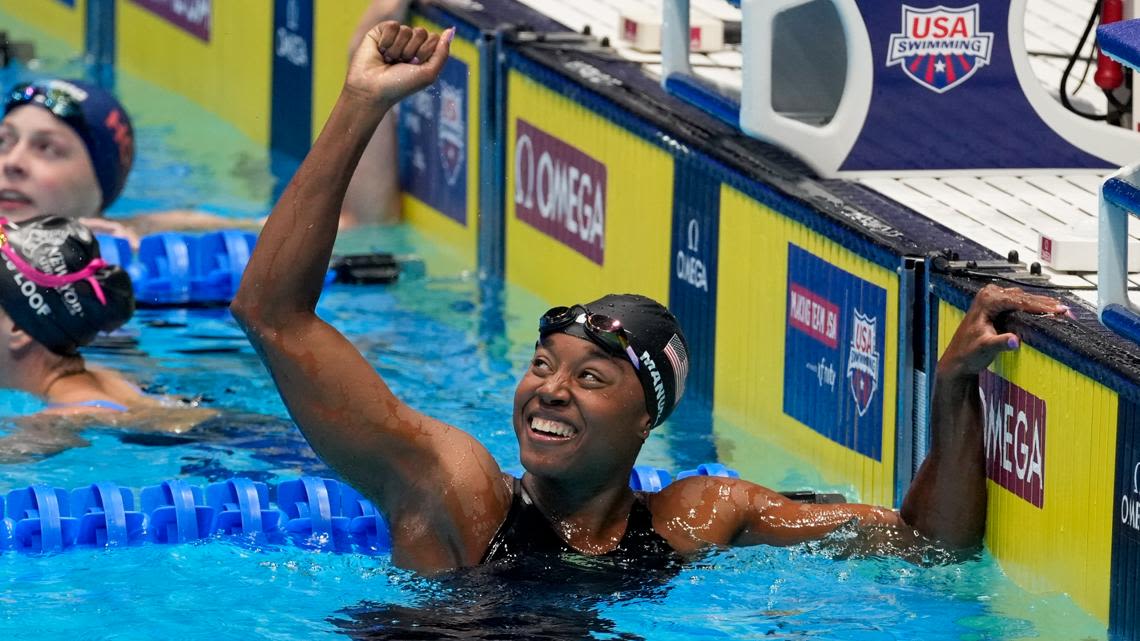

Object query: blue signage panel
[1111,397,1140,641]
[783,243,886,460]
[668,157,718,409]
[398,58,469,226]
[664,156,719,465]
[270,0,313,162]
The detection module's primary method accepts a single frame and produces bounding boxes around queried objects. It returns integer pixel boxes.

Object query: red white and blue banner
[399,58,470,226]
[784,243,886,460]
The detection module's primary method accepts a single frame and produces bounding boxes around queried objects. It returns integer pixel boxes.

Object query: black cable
[1060,0,1109,121]
[1075,41,1097,93]
[1027,50,1096,61]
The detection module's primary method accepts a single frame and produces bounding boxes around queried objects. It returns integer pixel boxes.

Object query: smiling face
[513,332,651,483]
[0,106,102,221]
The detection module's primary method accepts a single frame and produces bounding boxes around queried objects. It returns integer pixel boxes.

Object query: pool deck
[513,0,1127,306]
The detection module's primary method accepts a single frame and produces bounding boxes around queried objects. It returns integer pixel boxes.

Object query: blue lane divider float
[0,476,389,555]
[0,464,760,556]
[629,463,739,491]
[206,478,285,543]
[140,480,215,544]
[277,477,351,550]
[71,482,147,547]
[99,230,258,307]
[7,486,80,553]
[97,230,424,308]
[338,483,392,554]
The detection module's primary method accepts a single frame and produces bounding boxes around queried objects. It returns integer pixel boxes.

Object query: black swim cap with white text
[0,216,134,354]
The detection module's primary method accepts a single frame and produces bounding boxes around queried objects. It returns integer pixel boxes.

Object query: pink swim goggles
[0,217,109,305]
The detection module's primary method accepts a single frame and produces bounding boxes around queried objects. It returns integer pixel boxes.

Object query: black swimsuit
[481,476,678,566]
[336,477,686,640]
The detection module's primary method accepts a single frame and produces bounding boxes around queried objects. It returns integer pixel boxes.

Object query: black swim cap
[0,216,134,355]
[553,293,689,428]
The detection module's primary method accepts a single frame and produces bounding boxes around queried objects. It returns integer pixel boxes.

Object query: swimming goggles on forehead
[0,218,108,305]
[6,82,87,130]
[539,305,640,371]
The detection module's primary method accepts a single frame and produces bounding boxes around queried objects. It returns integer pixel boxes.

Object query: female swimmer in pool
[232,21,1071,574]
[1,78,257,245]
[0,215,216,462]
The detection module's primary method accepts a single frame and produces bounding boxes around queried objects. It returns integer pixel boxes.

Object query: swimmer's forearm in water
[653,475,907,551]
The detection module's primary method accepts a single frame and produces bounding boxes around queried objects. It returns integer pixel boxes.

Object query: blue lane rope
[0,464,741,555]
[96,230,425,308]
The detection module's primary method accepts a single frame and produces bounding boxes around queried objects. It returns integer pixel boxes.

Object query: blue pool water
[0,32,1110,641]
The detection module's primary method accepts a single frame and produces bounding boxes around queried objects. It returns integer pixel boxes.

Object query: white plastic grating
[511,0,1125,305]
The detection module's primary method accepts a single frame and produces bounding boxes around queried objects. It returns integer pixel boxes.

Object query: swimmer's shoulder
[59,367,219,429]
[87,367,148,399]
[645,475,787,550]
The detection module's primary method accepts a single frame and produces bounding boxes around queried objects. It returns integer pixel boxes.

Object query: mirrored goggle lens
[538,305,577,333]
[582,313,629,349]
[8,84,84,123]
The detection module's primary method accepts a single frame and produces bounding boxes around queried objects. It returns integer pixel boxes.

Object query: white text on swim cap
[640,350,666,423]
[45,248,83,316]
[4,257,51,316]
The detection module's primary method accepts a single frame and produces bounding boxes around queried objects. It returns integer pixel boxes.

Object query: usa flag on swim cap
[664,333,688,401]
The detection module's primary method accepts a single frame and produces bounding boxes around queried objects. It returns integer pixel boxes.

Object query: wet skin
[232,20,1072,575]
[0,105,102,221]
[513,333,650,534]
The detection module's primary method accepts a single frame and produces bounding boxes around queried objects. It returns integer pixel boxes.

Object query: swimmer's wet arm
[232,24,510,561]
[653,476,906,549]
[898,368,987,550]
[899,285,1067,550]
[235,22,451,325]
[233,22,451,401]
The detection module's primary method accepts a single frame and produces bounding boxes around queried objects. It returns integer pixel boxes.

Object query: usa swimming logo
[886,5,993,93]
[846,311,880,417]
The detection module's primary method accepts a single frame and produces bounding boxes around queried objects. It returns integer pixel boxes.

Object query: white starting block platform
[510,0,1139,306]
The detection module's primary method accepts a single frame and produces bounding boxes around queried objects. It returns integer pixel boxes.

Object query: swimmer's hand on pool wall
[900,285,1068,550]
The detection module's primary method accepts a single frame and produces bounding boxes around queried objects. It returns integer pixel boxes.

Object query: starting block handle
[1098,164,1140,340]
[661,0,693,79]
[737,0,872,177]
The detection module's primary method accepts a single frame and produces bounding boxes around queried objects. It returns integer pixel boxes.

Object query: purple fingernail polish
[412,56,421,64]
[1007,336,1020,350]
